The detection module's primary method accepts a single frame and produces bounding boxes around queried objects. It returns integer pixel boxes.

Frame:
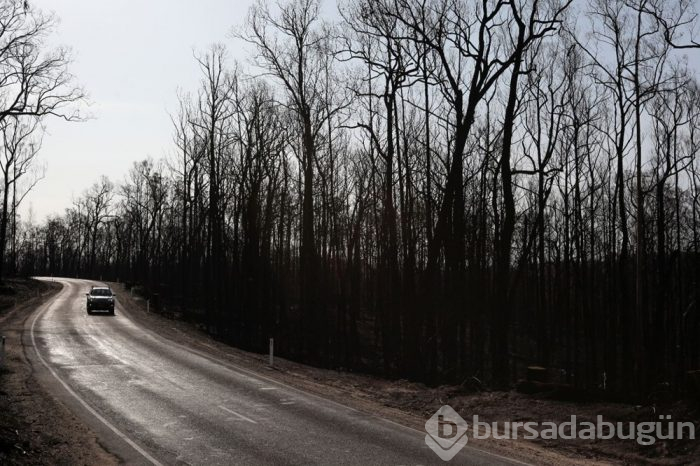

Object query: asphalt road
[25,278,527,465]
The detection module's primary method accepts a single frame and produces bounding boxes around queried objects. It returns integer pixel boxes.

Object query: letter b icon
[425,406,468,461]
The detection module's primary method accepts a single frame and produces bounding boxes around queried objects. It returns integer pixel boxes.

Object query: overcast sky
[20,0,700,222]
[23,0,259,221]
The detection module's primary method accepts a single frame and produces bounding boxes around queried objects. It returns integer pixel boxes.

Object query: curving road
[25,278,525,465]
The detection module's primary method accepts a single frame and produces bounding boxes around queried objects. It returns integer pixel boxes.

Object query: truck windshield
[90,289,112,296]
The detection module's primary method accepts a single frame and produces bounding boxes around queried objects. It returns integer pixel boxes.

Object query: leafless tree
[237,0,348,359]
[0,115,42,278]
[19,0,700,399]
[0,1,84,122]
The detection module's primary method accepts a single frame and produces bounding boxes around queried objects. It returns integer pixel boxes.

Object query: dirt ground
[0,278,117,466]
[112,282,700,465]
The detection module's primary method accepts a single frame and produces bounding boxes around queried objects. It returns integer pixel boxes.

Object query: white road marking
[218,405,257,424]
[260,387,278,390]
[281,401,295,405]
[30,295,164,466]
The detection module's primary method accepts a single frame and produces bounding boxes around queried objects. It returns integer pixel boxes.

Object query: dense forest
[4,0,700,399]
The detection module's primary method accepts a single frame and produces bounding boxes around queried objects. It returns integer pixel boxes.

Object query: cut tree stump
[527,366,548,383]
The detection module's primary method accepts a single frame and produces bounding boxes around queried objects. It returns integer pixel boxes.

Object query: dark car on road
[86,286,116,315]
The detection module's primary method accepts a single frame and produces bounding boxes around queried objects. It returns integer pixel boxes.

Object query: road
[25,278,526,465]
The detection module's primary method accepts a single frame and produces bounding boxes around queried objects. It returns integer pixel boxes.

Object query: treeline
[13,0,700,398]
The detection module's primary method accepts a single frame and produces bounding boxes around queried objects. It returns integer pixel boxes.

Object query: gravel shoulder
[0,278,118,465]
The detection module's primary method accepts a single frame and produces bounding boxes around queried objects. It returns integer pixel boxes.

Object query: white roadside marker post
[269,338,274,367]
[147,299,150,313]
[0,336,5,368]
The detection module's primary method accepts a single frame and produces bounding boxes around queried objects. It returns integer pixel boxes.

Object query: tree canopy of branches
[19,0,700,399]
[0,0,84,280]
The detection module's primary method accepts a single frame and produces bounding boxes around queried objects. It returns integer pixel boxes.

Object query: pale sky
[24,0,346,222]
[25,0,257,221]
[20,0,700,222]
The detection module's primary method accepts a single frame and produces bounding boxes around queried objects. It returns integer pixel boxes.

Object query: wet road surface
[26,278,526,465]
